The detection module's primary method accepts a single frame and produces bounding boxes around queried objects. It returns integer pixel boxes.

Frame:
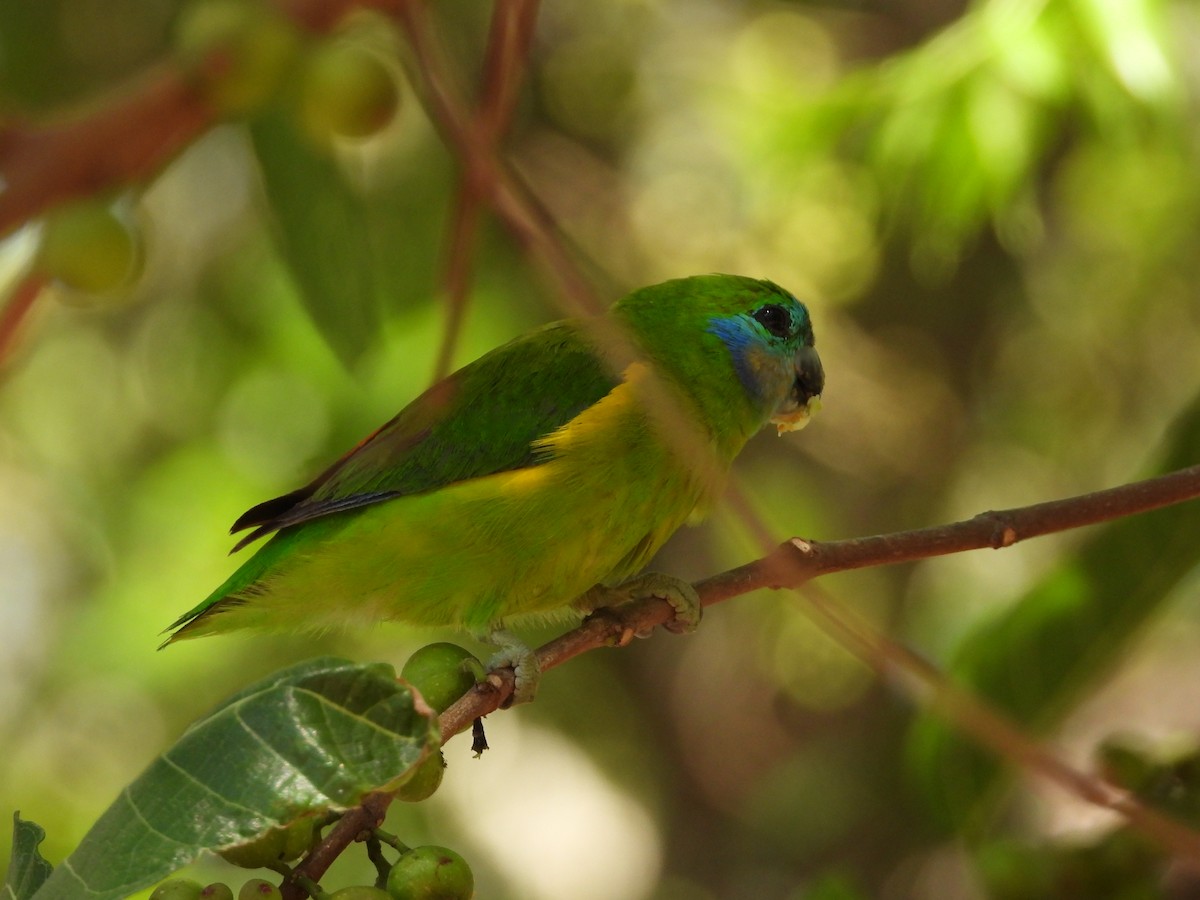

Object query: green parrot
[163,274,824,699]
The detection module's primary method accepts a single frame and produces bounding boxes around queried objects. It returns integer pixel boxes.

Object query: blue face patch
[706,287,815,405]
[706,314,774,403]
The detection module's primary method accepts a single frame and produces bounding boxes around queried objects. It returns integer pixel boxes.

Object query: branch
[0,0,396,239]
[700,461,1200,606]
[280,793,392,898]
[393,0,604,318]
[0,69,211,238]
[0,272,46,368]
[477,0,539,140]
[431,0,542,381]
[441,462,1200,733]
[282,463,1200,893]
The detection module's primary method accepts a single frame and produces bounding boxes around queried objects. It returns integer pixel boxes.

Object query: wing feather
[228,320,618,547]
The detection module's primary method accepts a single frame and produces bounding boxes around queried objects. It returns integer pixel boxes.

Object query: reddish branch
[440,462,1200,734]
[393,0,604,319]
[0,0,398,362]
[0,272,46,368]
[431,0,542,381]
[280,462,1200,896]
[793,583,1200,861]
[281,792,393,898]
[0,0,407,238]
[701,461,1200,605]
[0,70,211,238]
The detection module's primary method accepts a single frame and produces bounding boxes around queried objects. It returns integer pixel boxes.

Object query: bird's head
[614,274,824,439]
[699,278,824,434]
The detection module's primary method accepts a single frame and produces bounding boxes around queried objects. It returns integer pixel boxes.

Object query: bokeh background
[3,0,1200,897]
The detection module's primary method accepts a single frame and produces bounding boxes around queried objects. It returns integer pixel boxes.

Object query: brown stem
[0,272,46,367]
[281,792,393,900]
[0,70,211,238]
[289,463,1200,891]
[697,461,1200,606]
[430,0,542,381]
[478,0,540,139]
[431,190,486,381]
[435,461,1200,732]
[0,0,404,240]
[393,0,604,318]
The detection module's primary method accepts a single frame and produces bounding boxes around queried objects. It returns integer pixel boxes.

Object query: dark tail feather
[231,488,313,533]
[230,491,403,553]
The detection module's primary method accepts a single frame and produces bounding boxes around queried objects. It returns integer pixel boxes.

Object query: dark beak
[771,344,824,434]
[793,345,824,406]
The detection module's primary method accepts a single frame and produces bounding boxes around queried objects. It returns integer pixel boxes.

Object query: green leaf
[31,657,439,900]
[249,113,383,364]
[3,814,54,900]
[908,391,1200,831]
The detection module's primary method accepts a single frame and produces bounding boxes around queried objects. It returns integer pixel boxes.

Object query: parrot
[162,274,824,701]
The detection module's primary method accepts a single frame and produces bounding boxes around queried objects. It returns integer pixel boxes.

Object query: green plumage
[164,274,823,642]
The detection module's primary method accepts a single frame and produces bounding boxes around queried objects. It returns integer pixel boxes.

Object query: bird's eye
[752,304,792,338]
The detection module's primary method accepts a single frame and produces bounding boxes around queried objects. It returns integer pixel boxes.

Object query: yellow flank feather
[198,361,728,635]
[534,362,651,455]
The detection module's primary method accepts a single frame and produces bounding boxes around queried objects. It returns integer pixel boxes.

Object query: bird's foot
[580,572,702,638]
[481,627,541,707]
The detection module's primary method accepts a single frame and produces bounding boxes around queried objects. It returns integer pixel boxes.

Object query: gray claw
[483,627,541,705]
[621,572,702,635]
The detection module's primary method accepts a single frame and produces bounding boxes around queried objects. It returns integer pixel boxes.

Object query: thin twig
[699,461,1200,605]
[437,465,1200,738]
[281,792,393,900]
[726,474,1198,843]
[432,191,486,380]
[478,0,540,139]
[0,0,405,240]
[393,0,603,318]
[431,0,542,381]
[747,467,1200,859]
[0,272,46,367]
[0,69,211,238]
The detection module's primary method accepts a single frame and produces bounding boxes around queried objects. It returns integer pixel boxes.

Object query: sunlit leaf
[30,658,438,900]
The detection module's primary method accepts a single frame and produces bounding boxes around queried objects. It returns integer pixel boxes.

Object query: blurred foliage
[975,737,1200,899]
[2,0,1200,898]
[910,388,1200,832]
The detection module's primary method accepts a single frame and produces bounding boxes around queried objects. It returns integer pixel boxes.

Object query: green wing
[229,319,618,548]
[163,320,618,641]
